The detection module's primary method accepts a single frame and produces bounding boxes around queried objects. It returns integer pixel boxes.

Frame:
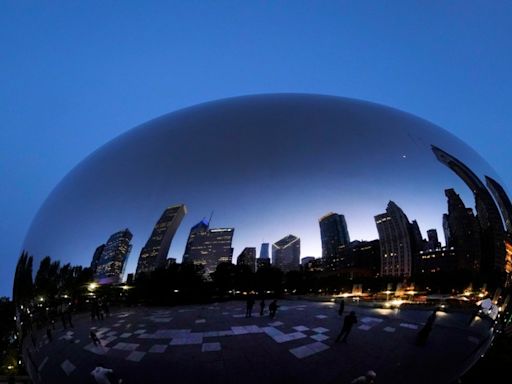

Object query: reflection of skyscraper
[432,145,506,275]
[337,240,381,278]
[426,229,440,250]
[444,188,481,272]
[90,244,105,274]
[136,204,186,276]
[182,219,234,274]
[485,176,512,235]
[257,243,271,270]
[319,213,350,271]
[95,228,133,284]
[272,234,300,272]
[237,247,256,272]
[375,201,412,277]
[443,214,451,246]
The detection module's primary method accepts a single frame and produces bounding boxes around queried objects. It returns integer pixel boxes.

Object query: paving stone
[126,351,146,362]
[149,344,168,353]
[202,342,221,352]
[60,360,76,376]
[310,334,329,342]
[289,342,329,359]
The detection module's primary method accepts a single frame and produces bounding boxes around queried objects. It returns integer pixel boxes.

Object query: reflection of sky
[23,95,502,278]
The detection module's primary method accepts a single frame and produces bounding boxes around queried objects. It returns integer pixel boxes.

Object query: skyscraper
[432,145,506,275]
[182,219,234,275]
[94,228,133,284]
[426,229,440,250]
[257,242,271,270]
[444,188,481,272]
[90,244,105,275]
[237,247,257,272]
[319,212,350,271]
[485,175,512,235]
[374,201,412,277]
[136,204,186,276]
[272,234,300,272]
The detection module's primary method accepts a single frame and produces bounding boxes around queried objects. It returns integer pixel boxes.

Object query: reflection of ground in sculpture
[25,300,492,384]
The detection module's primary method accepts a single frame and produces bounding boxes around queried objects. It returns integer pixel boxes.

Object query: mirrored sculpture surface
[14,94,512,383]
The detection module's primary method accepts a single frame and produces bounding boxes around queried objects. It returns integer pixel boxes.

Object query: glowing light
[88,282,98,291]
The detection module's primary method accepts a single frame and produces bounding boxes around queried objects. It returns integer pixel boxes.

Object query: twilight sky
[1,2,511,298]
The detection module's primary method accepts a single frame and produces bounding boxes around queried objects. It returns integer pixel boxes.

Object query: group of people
[91,299,111,321]
[245,297,279,319]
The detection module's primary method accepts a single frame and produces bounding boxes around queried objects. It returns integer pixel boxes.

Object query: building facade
[319,212,350,271]
[94,228,133,284]
[272,234,300,272]
[375,201,413,277]
[237,247,257,272]
[136,204,186,276]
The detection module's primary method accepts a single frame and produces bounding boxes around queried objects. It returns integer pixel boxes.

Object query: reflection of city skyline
[82,143,511,284]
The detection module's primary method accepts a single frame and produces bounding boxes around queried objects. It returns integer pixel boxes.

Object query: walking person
[259,299,266,316]
[90,330,101,346]
[269,300,279,320]
[338,299,345,316]
[245,296,255,318]
[416,309,437,346]
[335,311,358,343]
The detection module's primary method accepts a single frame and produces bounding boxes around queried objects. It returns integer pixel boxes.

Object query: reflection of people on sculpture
[338,299,345,316]
[259,299,266,316]
[417,309,437,346]
[269,300,279,319]
[335,311,358,343]
[90,330,101,346]
[245,296,255,318]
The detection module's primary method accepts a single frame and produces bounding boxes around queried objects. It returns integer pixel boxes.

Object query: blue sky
[1,1,511,297]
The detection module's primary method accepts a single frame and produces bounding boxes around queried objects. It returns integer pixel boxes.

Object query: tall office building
[183,219,234,275]
[260,243,270,259]
[272,234,300,272]
[375,201,413,277]
[237,247,257,272]
[90,244,105,274]
[94,228,133,284]
[426,229,441,250]
[432,145,506,274]
[444,188,481,272]
[257,242,271,270]
[485,175,512,235]
[319,212,350,270]
[136,204,186,276]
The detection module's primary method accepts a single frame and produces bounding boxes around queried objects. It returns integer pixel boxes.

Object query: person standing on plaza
[90,329,101,346]
[246,296,255,318]
[269,299,279,319]
[338,299,345,316]
[259,299,266,316]
[335,311,358,343]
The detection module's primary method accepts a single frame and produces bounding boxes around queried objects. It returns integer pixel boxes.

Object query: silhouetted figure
[260,299,266,316]
[90,330,101,346]
[46,327,53,342]
[101,301,110,318]
[338,299,345,316]
[335,311,358,343]
[246,296,255,318]
[269,300,279,319]
[92,300,104,321]
[351,370,377,384]
[417,309,437,346]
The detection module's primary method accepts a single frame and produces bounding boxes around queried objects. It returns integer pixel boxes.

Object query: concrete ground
[24,299,493,384]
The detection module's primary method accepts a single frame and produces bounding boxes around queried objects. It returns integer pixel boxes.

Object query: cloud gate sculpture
[13,94,512,383]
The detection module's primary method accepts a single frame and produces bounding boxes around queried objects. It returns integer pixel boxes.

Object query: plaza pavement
[24,299,493,384]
